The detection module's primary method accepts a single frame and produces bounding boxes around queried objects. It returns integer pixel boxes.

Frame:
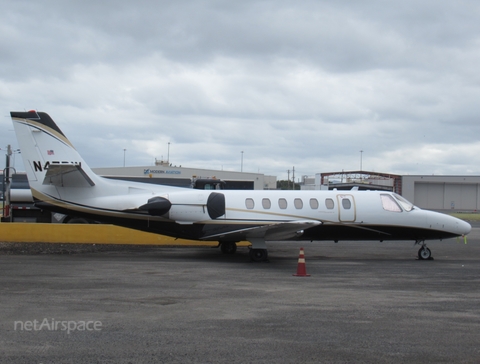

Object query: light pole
[167,142,170,164]
[241,151,244,172]
[360,150,363,171]
[2,145,13,222]
[12,149,20,167]
[123,149,127,167]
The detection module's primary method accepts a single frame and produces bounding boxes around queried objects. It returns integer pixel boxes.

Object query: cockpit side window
[381,194,402,212]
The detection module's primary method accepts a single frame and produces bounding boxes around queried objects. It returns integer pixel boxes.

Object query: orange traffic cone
[293,247,310,276]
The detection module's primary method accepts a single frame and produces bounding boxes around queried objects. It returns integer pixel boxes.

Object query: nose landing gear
[415,241,433,260]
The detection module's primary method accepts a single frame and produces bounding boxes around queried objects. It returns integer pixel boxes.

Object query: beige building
[92,163,276,190]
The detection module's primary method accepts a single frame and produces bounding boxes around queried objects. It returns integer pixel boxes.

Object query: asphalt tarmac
[1,226,479,363]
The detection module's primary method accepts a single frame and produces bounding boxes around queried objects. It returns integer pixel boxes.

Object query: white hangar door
[444,183,478,210]
[414,182,479,210]
[414,183,444,210]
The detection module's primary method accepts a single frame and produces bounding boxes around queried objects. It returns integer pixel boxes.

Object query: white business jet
[11,111,471,261]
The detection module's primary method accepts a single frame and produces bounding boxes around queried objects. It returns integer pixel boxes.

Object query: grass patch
[450,213,480,221]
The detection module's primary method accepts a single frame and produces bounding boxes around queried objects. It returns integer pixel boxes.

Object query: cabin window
[278,198,288,209]
[342,198,351,209]
[245,198,255,209]
[381,194,402,212]
[325,198,335,209]
[262,198,271,209]
[294,198,303,209]
[310,198,319,209]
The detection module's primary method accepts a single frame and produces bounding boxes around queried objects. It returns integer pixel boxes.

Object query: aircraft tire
[220,242,237,254]
[249,248,268,262]
[418,247,432,260]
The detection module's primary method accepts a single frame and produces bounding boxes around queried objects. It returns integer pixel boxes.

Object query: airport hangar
[301,171,480,212]
[91,161,278,190]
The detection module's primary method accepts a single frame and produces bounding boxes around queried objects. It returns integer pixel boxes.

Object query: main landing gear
[415,241,433,260]
[220,241,237,254]
[218,239,269,262]
[249,248,268,262]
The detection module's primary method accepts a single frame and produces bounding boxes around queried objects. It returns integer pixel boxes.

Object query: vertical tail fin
[10,111,99,199]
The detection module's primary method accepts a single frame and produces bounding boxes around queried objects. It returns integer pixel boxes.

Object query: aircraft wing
[43,164,95,187]
[201,220,321,241]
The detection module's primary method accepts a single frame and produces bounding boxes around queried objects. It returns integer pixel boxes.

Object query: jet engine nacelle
[141,191,225,223]
[169,191,225,223]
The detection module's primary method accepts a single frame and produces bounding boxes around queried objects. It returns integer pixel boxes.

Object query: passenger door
[337,194,356,222]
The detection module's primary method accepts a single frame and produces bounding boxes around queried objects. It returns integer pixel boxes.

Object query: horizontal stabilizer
[43,164,95,187]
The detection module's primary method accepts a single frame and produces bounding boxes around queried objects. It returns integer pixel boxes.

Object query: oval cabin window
[294,198,303,209]
[245,198,255,209]
[325,198,335,210]
[262,198,271,209]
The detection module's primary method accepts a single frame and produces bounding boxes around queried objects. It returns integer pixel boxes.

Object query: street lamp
[241,151,244,172]
[123,149,127,167]
[360,150,363,171]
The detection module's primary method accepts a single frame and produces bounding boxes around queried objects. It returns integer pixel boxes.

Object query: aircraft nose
[427,212,471,237]
[457,218,472,236]
[444,214,471,236]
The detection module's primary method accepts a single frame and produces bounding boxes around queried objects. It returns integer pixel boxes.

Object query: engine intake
[139,196,172,216]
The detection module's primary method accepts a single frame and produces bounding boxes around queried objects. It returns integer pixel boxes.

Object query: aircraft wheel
[418,247,432,260]
[249,248,268,262]
[220,242,237,254]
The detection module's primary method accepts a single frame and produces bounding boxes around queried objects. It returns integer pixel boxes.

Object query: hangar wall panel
[405,175,480,211]
[414,183,444,210]
[403,176,480,211]
[444,184,478,210]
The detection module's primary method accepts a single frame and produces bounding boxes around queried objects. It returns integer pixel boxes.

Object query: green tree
[276,180,300,190]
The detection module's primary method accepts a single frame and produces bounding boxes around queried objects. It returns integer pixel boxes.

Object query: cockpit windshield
[381,193,415,212]
[393,193,415,212]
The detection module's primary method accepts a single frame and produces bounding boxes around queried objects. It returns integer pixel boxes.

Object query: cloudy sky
[1,0,480,180]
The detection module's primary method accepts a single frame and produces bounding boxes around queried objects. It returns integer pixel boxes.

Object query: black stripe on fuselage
[302,224,458,241]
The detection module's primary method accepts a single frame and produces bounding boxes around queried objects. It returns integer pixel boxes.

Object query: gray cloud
[2,0,480,179]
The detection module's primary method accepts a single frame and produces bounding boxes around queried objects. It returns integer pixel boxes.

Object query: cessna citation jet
[11,111,471,261]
